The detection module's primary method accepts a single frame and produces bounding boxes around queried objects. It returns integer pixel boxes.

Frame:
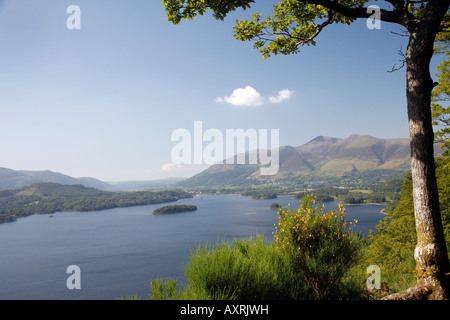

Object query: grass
[149,235,312,300]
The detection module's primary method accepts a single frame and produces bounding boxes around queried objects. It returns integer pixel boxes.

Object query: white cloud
[269,89,294,104]
[217,86,293,107]
[161,163,181,171]
[217,86,264,107]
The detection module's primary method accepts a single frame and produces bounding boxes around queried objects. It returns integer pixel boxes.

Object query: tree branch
[390,29,410,37]
[407,0,430,4]
[294,9,334,46]
[386,0,406,10]
[388,46,407,72]
[304,0,410,26]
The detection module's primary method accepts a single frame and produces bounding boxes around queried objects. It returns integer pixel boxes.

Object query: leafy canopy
[233,0,364,58]
[432,32,450,156]
[163,0,256,23]
[164,0,450,59]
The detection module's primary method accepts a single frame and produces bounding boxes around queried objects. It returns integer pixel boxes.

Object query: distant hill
[0,168,186,191]
[0,167,111,191]
[294,134,412,176]
[108,177,186,191]
[178,134,442,187]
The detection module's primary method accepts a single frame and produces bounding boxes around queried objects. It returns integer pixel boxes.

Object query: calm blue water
[0,194,385,300]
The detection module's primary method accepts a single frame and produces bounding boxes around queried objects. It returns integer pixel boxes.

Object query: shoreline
[341,202,388,215]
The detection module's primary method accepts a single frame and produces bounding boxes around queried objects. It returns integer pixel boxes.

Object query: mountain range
[178,134,442,187]
[0,135,442,191]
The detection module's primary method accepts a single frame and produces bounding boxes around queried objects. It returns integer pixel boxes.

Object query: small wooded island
[269,202,281,210]
[152,205,198,215]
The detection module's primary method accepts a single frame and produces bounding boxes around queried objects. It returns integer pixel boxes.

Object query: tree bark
[402,6,450,299]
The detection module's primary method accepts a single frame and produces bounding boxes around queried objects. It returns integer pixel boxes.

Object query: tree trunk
[403,15,450,300]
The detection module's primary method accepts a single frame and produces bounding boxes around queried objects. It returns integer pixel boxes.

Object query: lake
[0,194,386,300]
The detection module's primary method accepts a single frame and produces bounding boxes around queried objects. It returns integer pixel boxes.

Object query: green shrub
[149,278,179,300]
[148,235,310,300]
[275,194,361,300]
[183,235,309,300]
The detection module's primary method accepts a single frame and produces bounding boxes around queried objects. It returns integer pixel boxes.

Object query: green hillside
[179,135,429,188]
[0,182,193,223]
[178,164,260,187]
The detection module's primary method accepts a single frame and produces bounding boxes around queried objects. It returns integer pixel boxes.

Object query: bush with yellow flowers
[275,194,360,300]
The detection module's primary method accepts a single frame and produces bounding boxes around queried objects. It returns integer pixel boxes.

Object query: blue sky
[0,1,444,181]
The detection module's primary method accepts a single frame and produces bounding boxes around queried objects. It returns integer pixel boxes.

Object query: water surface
[0,194,385,300]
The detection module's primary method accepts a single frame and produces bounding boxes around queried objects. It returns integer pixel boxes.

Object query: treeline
[294,187,349,202]
[341,179,402,205]
[0,182,193,223]
[341,193,386,205]
[280,169,406,190]
[292,179,403,205]
[241,190,277,200]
